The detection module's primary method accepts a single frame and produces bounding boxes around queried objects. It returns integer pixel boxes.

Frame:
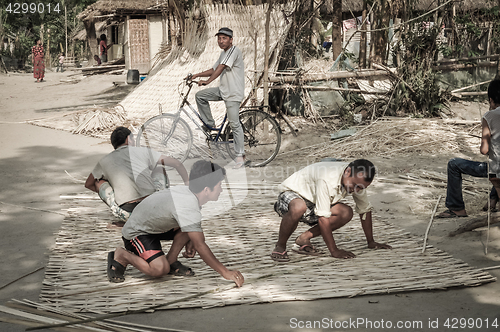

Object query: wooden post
[331,0,342,60]
[263,1,271,108]
[359,0,368,68]
[64,4,68,58]
[253,31,258,106]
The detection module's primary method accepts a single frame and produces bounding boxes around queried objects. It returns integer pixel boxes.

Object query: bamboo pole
[268,70,389,83]
[263,1,271,108]
[422,195,441,253]
[268,85,388,94]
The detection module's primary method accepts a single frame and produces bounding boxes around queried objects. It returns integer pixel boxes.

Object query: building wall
[148,15,163,65]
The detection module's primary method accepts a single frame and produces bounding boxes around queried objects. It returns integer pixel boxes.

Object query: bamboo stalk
[422,195,441,253]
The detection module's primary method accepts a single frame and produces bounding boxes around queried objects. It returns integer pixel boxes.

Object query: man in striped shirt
[191,27,246,167]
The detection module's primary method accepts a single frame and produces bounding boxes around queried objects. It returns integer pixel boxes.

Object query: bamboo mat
[38,189,495,314]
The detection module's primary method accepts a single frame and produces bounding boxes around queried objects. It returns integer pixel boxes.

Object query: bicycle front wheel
[225,109,281,167]
[136,113,193,163]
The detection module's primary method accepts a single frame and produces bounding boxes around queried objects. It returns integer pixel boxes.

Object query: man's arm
[480,118,491,155]
[84,173,98,192]
[192,69,214,80]
[158,156,189,185]
[360,211,392,249]
[187,231,244,287]
[317,216,355,258]
[197,64,227,86]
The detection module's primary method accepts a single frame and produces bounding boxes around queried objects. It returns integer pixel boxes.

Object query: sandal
[292,244,321,256]
[436,209,468,218]
[169,261,195,276]
[270,250,290,262]
[233,160,251,169]
[107,251,126,283]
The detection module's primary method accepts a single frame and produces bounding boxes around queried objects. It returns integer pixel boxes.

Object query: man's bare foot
[295,234,314,248]
[270,245,289,262]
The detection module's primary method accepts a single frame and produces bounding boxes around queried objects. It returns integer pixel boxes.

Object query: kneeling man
[271,159,391,262]
[107,160,244,287]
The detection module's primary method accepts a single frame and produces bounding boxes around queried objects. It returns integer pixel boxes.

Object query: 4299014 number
[444,318,498,329]
[6,3,61,14]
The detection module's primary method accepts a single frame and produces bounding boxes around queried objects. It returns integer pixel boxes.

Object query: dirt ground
[0,70,499,332]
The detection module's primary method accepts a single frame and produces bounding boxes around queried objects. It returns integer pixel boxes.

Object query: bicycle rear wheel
[225,109,281,167]
[136,113,193,163]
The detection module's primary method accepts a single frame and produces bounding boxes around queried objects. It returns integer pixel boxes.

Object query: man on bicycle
[191,27,246,167]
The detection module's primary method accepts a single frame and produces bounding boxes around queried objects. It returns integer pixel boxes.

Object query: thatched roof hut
[78,0,168,22]
[319,0,497,15]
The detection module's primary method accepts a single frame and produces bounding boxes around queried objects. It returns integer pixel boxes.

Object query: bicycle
[136,75,281,167]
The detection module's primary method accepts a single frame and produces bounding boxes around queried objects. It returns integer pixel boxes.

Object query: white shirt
[483,106,500,174]
[213,45,245,102]
[278,162,373,218]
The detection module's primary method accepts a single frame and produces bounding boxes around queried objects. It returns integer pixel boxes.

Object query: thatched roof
[321,0,497,14]
[78,0,168,21]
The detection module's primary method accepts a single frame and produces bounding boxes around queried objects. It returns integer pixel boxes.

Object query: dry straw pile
[305,117,481,159]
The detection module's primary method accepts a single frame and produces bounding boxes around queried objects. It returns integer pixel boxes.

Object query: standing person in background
[94,54,102,66]
[56,53,64,72]
[32,38,45,83]
[99,34,112,63]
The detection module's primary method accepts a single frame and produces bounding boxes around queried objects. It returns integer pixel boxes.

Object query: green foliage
[391,14,451,117]
[0,0,97,65]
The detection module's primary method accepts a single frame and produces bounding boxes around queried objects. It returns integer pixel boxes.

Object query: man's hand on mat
[182,240,197,258]
[368,241,392,249]
[223,270,244,287]
[331,249,356,259]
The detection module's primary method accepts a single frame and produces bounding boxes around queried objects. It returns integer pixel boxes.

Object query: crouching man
[107,160,244,287]
[270,159,391,262]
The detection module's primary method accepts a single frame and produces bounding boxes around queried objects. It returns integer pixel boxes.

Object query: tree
[331,0,342,59]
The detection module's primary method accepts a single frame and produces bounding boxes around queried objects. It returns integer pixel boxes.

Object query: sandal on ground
[436,209,468,218]
[106,221,125,229]
[107,251,126,283]
[169,261,195,276]
[270,250,290,262]
[233,160,251,169]
[292,244,321,256]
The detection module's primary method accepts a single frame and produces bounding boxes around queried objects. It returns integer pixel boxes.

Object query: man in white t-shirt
[106,160,244,287]
[271,159,391,262]
[191,27,246,167]
[85,127,189,226]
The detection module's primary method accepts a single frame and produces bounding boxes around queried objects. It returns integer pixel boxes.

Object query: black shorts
[119,201,141,213]
[122,228,177,263]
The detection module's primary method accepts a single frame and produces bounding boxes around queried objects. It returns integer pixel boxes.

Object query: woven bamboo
[120,3,292,123]
[36,186,495,314]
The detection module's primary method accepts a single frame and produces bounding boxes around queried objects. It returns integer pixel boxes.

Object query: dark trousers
[445,158,497,211]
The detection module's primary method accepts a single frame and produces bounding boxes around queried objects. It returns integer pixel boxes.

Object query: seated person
[106,160,244,287]
[437,80,500,218]
[271,159,391,262]
[85,126,189,226]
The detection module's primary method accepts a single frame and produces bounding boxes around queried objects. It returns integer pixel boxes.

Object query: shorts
[274,191,319,226]
[119,201,140,213]
[122,228,177,263]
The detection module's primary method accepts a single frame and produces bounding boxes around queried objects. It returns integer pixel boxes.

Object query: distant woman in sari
[32,38,45,82]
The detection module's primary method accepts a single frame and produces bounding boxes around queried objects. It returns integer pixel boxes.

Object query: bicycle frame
[172,80,231,144]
